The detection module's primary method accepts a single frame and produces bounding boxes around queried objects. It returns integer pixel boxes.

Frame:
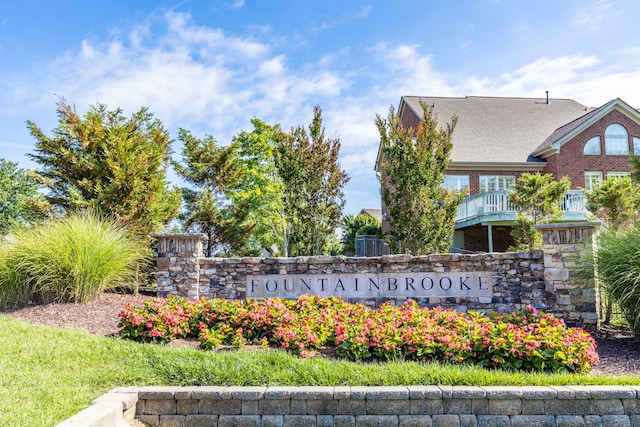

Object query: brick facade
[543,109,640,188]
[462,225,514,252]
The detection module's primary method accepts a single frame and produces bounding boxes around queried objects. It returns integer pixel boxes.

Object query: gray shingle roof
[401,96,592,164]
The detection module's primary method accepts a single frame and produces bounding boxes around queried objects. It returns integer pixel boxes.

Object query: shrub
[0,211,150,305]
[118,296,599,373]
[596,228,640,336]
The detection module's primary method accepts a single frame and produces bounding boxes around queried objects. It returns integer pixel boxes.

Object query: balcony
[455,190,588,228]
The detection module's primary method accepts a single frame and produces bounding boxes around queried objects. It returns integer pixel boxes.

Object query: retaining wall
[59,386,640,427]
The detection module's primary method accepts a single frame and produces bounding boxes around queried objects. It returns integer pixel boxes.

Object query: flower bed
[118,295,599,373]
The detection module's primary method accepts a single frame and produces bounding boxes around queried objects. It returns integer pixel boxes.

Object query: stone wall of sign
[153,222,600,330]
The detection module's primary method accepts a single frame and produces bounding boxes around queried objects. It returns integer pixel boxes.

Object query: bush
[596,228,640,336]
[0,211,150,305]
[118,296,599,373]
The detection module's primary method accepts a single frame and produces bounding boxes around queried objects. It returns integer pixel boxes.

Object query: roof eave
[448,161,547,171]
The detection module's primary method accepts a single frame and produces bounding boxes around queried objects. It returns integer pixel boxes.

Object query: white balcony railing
[455,190,587,223]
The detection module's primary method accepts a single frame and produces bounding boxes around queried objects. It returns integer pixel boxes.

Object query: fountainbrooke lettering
[246,272,494,298]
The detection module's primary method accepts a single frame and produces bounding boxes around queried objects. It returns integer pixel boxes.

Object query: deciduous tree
[275,106,349,256]
[376,102,465,255]
[27,101,180,238]
[340,213,382,256]
[231,118,285,255]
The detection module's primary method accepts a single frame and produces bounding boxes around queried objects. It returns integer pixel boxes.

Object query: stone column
[152,233,208,299]
[535,222,600,330]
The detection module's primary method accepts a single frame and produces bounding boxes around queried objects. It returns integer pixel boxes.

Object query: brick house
[376,95,640,252]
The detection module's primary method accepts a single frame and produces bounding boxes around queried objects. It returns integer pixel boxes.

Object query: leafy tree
[585,176,638,230]
[341,213,382,256]
[509,214,540,252]
[323,232,343,256]
[376,101,465,255]
[231,118,285,255]
[173,129,254,257]
[27,100,181,238]
[509,172,570,251]
[275,105,349,256]
[0,159,48,234]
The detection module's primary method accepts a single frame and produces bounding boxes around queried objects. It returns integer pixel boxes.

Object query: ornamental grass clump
[596,228,640,336]
[118,295,599,373]
[0,211,150,305]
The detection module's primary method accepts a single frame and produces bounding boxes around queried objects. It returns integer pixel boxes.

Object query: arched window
[605,124,629,155]
[583,136,601,155]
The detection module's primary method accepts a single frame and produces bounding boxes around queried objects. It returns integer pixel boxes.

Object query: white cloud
[22,11,354,145]
[6,7,640,214]
[488,55,600,96]
[356,5,373,18]
[456,54,640,108]
[573,0,613,29]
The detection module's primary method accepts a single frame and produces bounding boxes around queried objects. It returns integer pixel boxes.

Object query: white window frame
[633,137,640,155]
[442,174,470,191]
[479,175,515,193]
[605,123,629,155]
[583,136,601,155]
[607,171,631,179]
[584,171,603,191]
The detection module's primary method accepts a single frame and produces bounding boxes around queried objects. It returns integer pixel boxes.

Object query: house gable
[542,105,640,189]
[532,98,640,159]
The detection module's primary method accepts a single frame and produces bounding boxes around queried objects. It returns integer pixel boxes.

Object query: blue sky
[2,0,640,215]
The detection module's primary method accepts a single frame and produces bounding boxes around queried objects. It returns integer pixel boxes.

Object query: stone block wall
[536,223,600,328]
[132,385,640,427]
[153,222,600,330]
[197,251,545,313]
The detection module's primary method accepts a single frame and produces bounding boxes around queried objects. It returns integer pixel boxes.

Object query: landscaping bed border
[58,385,640,427]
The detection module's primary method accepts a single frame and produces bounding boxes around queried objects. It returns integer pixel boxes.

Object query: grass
[0,212,150,305]
[596,228,640,336]
[1,317,640,426]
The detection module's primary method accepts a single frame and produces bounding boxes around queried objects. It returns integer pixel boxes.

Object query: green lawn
[1,316,638,427]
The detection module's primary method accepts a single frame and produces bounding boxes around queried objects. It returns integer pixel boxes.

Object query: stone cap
[534,222,601,230]
[151,233,209,241]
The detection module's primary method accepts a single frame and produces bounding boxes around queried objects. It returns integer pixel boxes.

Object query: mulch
[2,291,639,376]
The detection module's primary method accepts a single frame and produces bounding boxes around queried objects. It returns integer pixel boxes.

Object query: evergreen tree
[509,172,570,251]
[27,100,180,238]
[585,176,638,230]
[376,101,465,255]
[274,106,349,256]
[173,129,254,256]
[0,159,48,233]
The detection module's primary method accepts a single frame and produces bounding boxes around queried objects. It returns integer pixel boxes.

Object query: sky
[2,0,640,216]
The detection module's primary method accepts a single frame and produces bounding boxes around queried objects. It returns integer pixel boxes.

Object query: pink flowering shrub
[118,296,195,342]
[118,296,599,373]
